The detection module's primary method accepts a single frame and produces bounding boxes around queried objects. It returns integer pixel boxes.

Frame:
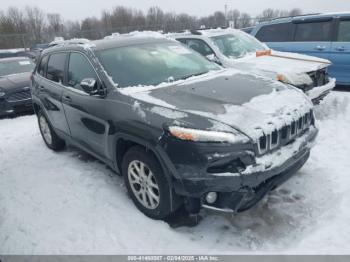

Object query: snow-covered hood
[125,70,313,140]
[224,50,331,86]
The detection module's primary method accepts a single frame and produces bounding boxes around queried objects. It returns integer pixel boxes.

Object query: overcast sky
[1,0,350,21]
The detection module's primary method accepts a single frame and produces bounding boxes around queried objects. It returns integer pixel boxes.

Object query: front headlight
[277,72,313,86]
[168,126,247,143]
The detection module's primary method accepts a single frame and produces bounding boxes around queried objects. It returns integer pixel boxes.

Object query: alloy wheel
[127,160,160,209]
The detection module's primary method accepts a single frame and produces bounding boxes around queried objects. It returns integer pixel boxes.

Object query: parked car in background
[31,33,317,220]
[27,43,50,62]
[0,48,28,59]
[250,12,350,86]
[0,57,35,116]
[171,29,335,104]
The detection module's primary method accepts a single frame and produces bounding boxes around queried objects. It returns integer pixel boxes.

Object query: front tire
[37,110,65,151]
[122,146,176,220]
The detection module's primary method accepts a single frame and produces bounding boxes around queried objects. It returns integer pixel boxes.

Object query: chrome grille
[256,110,314,155]
[6,90,31,102]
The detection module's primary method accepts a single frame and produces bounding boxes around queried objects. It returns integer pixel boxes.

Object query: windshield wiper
[178,71,208,81]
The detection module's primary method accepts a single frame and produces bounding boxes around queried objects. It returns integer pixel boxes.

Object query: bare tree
[47,13,63,37]
[289,8,303,16]
[237,13,252,28]
[0,5,304,48]
[25,6,46,43]
[227,9,240,28]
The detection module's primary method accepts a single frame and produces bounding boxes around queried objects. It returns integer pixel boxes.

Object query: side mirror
[206,54,221,65]
[80,78,98,95]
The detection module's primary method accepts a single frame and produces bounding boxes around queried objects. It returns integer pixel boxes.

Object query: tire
[37,110,65,151]
[122,146,176,220]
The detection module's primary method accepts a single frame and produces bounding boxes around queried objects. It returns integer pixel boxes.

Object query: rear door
[61,51,109,159]
[290,18,334,60]
[36,52,70,134]
[330,18,350,85]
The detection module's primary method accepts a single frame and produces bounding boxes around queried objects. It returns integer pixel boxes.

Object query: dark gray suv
[31,35,318,220]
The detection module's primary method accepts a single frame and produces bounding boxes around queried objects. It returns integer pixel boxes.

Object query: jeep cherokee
[31,34,318,220]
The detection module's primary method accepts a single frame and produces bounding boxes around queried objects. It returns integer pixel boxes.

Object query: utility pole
[225,4,228,27]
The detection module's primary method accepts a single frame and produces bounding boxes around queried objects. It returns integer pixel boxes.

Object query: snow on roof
[48,38,91,47]
[103,31,166,40]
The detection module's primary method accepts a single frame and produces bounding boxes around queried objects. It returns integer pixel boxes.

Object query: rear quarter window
[255,22,293,42]
[337,20,350,42]
[294,21,332,42]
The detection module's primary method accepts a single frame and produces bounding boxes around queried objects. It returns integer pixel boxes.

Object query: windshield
[211,32,267,59]
[0,59,35,77]
[97,42,220,87]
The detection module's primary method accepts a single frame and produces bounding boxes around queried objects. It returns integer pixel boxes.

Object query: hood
[224,50,331,86]
[124,70,313,140]
[0,72,31,91]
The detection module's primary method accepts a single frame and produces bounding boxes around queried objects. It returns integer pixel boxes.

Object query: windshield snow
[211,32,267,59]
[97,42,220,87]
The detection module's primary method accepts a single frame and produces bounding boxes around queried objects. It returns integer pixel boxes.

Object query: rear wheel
[122,146,177,220]
[37,110,65,151]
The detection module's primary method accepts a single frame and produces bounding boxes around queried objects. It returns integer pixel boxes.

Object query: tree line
[0,6,302,48]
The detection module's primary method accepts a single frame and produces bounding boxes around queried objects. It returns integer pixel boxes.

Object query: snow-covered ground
[0,91,350,255]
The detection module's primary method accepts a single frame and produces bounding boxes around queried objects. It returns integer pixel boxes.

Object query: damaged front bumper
[306,77,336,104]
[163,126,318,213]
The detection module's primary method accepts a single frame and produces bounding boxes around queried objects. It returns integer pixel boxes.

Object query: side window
[47,53,66,83]
[67,53,98,90]
[294,21,332,42]
[255,23,293,42]
[177,39,188,45]
[37,55,48,76]
[337,20,350,42]
[184,39,214,56]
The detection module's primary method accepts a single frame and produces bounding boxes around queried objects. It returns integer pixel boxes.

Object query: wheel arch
[113,133,183,212]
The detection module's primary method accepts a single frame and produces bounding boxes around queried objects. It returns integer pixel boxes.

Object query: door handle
[335,46,346,51]
[315,46,326,51]
[63,95,72,103]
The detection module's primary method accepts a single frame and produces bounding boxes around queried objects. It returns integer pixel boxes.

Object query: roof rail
[268,13,322,22]
[48,38,90,47]
[190,30,202,35]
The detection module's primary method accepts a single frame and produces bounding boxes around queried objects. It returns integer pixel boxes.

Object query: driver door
[61,52,109,159]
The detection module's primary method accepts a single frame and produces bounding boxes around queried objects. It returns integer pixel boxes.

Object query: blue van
[250,12,350,86]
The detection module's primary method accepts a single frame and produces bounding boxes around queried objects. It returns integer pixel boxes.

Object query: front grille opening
[298,117,303,130]
[281,126,288,139]
[291,121,296,136]
[271,130,278,145]
[259,136,267,151]
[304,114,309,125]
[6,90,31,102]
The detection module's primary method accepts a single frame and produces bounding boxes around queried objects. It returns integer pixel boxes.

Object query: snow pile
[0,92,350,254]
[306,78,336,101]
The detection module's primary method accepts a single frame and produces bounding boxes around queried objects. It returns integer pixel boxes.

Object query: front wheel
[122,146,178,220]
[37,110,65,151]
